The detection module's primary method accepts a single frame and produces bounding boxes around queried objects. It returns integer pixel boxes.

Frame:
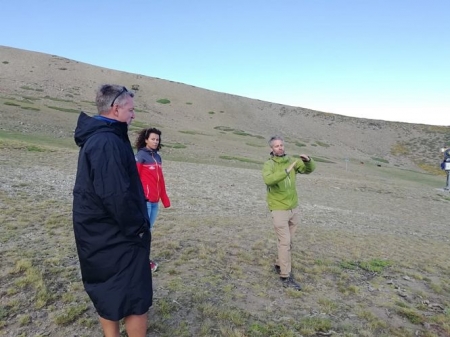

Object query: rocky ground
[1,143,450,336]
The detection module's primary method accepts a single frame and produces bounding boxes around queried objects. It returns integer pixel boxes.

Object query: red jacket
[135,148,170,208]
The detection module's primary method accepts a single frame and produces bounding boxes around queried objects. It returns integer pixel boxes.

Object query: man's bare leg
[99,316,120,337]
[124,313,148,337]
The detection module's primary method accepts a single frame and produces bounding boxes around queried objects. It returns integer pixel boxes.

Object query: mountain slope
[0,45,448,171]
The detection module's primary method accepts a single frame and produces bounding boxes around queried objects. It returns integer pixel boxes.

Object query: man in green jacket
[262,135,316,290]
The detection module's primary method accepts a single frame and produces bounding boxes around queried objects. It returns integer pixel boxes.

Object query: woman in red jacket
[135,128,171,272]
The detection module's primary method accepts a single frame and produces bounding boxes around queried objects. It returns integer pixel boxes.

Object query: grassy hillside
[1,45,449,172]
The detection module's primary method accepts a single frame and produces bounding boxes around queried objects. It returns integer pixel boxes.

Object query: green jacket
[262,155,316,210]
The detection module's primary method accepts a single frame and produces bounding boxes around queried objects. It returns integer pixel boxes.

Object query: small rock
[398,291,407,298]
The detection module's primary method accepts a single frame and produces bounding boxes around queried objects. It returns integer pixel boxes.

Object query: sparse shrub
[54,304,88,325]
[18,314,31,326]
[58,67,67,70]
[186,102,192,105]
[208,111,215,114]
[391,143,409,156]
[131,84,139,91]
[295,141,307,147]
[396,307,425,324]
[2,61,9,64]
[157,98,170,104]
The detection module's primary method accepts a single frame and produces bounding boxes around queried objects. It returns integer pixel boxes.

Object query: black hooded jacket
[72,112,152,320]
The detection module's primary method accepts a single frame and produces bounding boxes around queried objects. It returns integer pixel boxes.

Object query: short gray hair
[95,84,134,114]
[268,135,284,147]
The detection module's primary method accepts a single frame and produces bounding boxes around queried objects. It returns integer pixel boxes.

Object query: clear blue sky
[1,0,449,126]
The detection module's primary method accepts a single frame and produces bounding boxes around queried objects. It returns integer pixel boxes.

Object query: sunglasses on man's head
[110,87,128,107]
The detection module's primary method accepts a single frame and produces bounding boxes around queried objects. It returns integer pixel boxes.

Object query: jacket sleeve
[159,169,171,208]
[88,137,147,238]
[262,160,288,186]
[295,157,316,174]
[135,152,143,176]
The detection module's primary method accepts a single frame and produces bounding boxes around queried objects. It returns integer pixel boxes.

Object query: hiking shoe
[274,265,281,274]
[280,276,302,291]
[150,260,158,272]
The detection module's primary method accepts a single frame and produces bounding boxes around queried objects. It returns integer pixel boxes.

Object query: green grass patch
[292,155,335,164]
[20,86,35,90]
[156,98,170,104]
[316,141,330,147]
[245,142,265,148]
[130,120,148,129]
[54,304,88,325]
[0,131,75,150]
[4,101,20,106]
[26,145,47,152]
[311,156,335,164]
[179,130,210,136]
[219,155,263,165]
[164,143,187,149]
[396,307,425,324]
[22,96,40,101]
[233,130,251,136]
[214,126,236,132]
[372,157,389,164]
[44,96,73,103]
[340,259,392,272]
[295,141,307,147]
[21,106,40,111]
[46,106,79,113]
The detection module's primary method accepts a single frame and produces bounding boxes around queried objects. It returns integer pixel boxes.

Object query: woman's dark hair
[135,128,162,151]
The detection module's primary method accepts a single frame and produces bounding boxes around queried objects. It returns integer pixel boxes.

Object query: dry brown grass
[1,136,450,336]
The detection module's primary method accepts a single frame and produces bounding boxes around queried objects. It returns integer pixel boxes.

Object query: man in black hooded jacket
[73,84,152,337]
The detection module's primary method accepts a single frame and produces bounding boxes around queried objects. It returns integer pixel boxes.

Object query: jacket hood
[74,112,128,147]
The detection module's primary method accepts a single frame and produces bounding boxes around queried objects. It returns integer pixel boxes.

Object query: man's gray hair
[95,84,134,114]
[268,135,284,147]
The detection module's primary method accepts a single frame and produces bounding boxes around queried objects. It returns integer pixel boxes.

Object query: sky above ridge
[1,0,449,126]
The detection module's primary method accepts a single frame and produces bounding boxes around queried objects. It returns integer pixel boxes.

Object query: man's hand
[299,155,311,162]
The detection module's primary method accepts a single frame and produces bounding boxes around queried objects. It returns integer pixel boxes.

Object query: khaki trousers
[271,207,299,278]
